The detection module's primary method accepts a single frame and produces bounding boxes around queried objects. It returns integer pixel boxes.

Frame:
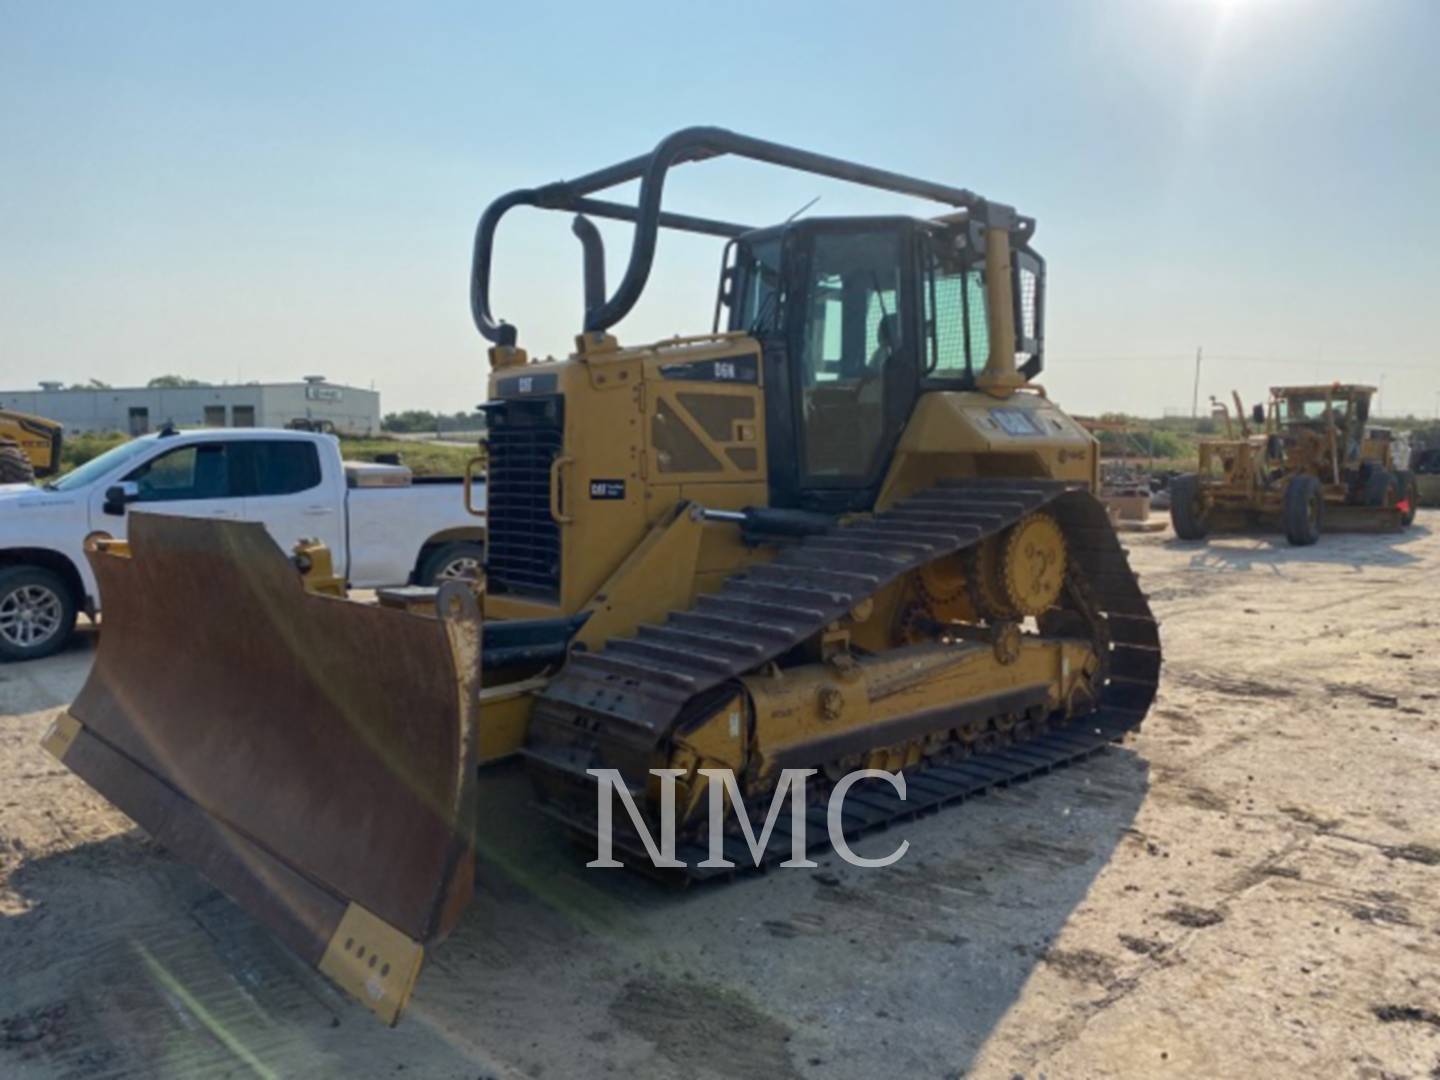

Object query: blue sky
[2,0,1436,417]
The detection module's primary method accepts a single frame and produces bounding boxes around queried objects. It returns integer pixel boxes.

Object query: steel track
[523,480,1161,879]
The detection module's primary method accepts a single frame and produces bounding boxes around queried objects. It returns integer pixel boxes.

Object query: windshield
[1281,396,1349,425]
[47,437,155,492]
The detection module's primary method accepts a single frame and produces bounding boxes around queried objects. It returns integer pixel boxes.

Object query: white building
[0,376,380,436]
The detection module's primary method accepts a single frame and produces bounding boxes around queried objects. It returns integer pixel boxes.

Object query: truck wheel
[420,541,485,585]
[1283,475,1323,546]
[0,565,77,661]
[1361,466,1397,508]
[1169,473,1209,540]
[1397,471,1419,527]
[0,440,35,485]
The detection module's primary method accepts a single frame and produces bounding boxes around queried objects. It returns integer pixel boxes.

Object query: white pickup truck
[0,427,486,660]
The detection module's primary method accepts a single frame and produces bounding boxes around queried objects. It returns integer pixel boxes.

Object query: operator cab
[470,127,1047,514]
[1275,385,1374,463]
[724,216,1043,512]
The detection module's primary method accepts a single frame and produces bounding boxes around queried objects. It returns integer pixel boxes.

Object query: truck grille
[482,395,564,600]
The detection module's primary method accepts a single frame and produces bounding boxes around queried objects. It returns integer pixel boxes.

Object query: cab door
[95,440,245,541]
[788,222,920,510]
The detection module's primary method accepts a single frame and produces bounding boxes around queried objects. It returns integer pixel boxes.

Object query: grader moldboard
[1170,383,1419,545]
[44,128,1160,1023]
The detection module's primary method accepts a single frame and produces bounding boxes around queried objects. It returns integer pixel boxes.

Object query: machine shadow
[0,831,503,1078]
[0,748,1147,1080]
[0,627,97,714]
[1166,522,1430,574]
[443,749,1151,1079]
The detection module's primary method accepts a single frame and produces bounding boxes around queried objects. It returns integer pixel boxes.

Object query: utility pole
[1191,347,1202,419]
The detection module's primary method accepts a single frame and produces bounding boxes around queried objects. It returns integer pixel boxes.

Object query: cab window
[923,241,989,382]
[797,230,906,481]
[126,443,232,501]
[249,440,322,496]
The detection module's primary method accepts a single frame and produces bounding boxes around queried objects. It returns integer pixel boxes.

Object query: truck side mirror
[1252,404,1265,425]
[103,481,140,516]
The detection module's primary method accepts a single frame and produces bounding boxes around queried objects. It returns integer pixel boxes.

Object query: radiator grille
[482,395,564,600]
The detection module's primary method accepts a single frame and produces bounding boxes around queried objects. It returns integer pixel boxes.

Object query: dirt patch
[1183,786,1231,813]
[1043,948,1121,988]
[1279,805,1342,831]
[1162,904,1225,929]
[609,975,801,1080]
[1372,1004,1440,1028]
[1002,838,1096,869]
[1117,934,1168,958]
[1382,843,1440,866]
[1157,710,1203,737]
[0,1001,69,1058]
[1326,684,1401,709]
[1347,902,1413,927]
[1179,672,1297,700]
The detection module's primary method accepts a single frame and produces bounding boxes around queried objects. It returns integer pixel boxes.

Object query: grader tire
[1169,474,1209,540]
[1284,474,1323,546]
[0,440,35,485]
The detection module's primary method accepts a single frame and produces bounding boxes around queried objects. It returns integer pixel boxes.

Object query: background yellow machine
[1171,383,1418,545]
[0,408,63,483]
[46,128,1160,1023]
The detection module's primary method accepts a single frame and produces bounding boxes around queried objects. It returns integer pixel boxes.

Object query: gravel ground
[1,515,1437,1079]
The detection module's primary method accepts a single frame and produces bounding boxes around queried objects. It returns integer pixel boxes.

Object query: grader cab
[1171,383,1418,545]
[44,127,1160,1023]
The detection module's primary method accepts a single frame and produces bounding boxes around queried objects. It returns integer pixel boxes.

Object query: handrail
[470,126,1022,346]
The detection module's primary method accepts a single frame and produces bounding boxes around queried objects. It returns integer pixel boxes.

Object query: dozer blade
[43,513,481,1024]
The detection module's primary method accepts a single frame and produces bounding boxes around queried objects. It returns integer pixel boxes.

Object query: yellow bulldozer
[1170,383,1419,545]
[43,128,1160,1023]
[0,408,64,483]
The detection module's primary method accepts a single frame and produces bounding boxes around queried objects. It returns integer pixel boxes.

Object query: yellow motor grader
[43,128,1160,1023]
[1171,383,1419,545]
[0,408,64,483]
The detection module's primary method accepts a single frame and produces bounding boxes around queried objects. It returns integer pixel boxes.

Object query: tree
[382,409,484,434]
[147,375,208,388]
[382,410,439,433]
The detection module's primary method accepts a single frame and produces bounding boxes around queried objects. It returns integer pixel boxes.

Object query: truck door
[234,438,344,565]
[98,440,245,542]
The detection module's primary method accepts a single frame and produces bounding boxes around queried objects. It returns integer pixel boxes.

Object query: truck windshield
[46,438,155,492]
